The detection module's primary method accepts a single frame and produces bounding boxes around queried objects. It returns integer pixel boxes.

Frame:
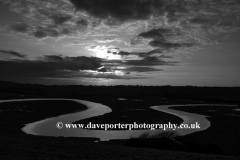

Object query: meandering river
[0,99,236,141]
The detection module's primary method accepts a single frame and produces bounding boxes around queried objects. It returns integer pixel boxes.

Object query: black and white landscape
[1,0,240,159]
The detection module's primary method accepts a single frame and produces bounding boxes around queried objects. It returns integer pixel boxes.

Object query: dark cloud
[39,10,72,25]
[145,49,161,54]
[138,28,183,42]
[123,56,178,66]
[0,55,147,80]
[8,10,75,39]
[33,29,48,38]
[189,17,212,25]
[122,66,162,73]
[164,2,188,16]
[51,14,72,25]
[149,40,194,48]
[158,55,173,58]
[116,51,131,56]
[115,50,146,57]
[97,67,109,73]
[32,26,66,38]
[129,37,143,46]
[33,26,54,38]
[138,28,174,39]
[61,28,72,35]
[0,50,26,58]
[46,56,102,71]
[11,24,75,39]
[69,0,165,21]
[11,23,29,33]
[0,56,103,78]
[41,55,65,62]
[137,49,162,58]
[112,49,172,59]
[138,28,194,49]
[76,19,89,27]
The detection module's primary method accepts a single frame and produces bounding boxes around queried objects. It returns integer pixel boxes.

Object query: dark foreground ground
[1,135,239,160]
[1,81,240,159]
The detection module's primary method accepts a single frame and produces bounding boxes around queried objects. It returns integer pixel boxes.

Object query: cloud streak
[0,56,101,78]
[0,54,166,80]
[123,56,178,66]
[0,50,26,58]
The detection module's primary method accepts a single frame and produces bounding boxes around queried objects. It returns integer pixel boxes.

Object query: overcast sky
[0,0,240,86]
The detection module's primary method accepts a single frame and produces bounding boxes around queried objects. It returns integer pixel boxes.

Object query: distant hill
[0,80,20,88]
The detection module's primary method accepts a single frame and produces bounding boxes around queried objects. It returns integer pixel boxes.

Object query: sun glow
[87,45,121,60]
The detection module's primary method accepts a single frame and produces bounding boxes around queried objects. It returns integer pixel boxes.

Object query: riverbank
[0,100,87,135]
[171,105,240,156]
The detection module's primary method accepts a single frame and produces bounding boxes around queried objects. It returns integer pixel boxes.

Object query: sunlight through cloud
[86,45,121,60]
